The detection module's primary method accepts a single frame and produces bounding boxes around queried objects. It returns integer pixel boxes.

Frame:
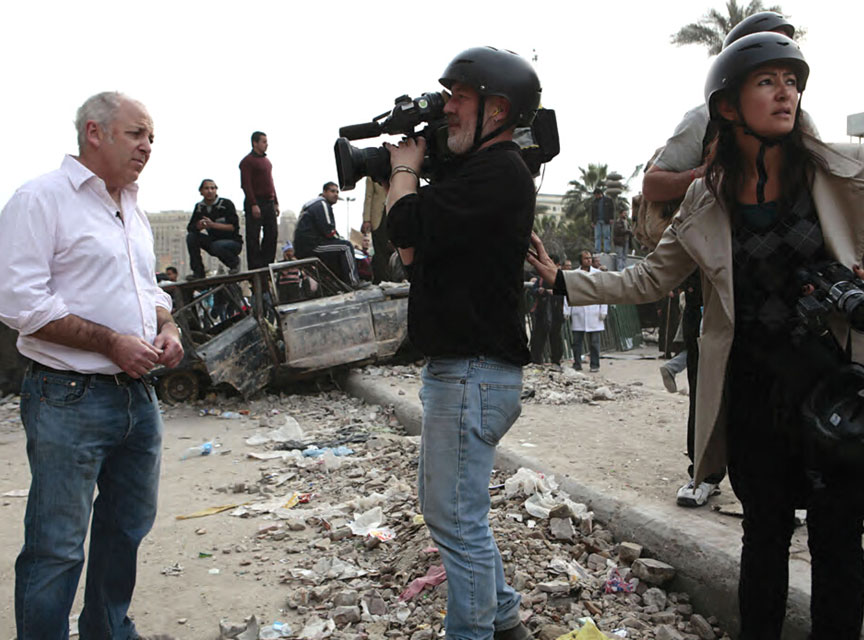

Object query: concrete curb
[340,370,813,640]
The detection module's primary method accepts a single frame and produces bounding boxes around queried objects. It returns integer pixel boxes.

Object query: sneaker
[589,366,600,373]
[228,266,240,275]
[185,272,204,281]
[495,622,533,640]
[660,365,677,393]
[676,479,720,508]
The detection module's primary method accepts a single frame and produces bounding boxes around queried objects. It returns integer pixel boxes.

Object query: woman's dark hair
[705,89,826,216]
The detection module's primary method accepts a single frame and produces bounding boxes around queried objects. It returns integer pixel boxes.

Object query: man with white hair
[0,91,183,639]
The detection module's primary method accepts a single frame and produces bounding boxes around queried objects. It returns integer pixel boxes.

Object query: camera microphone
[339,122,384,140]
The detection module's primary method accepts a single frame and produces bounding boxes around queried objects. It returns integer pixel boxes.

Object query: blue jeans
[594,223,611,253]
[418,357,523,640]
[16,366,162,640]
[613,240,629,271]
[186,232,242,275]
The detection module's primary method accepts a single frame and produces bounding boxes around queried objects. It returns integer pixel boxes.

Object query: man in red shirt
[239,131,279,269]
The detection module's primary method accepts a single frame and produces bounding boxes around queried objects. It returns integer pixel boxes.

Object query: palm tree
[564,163,641,221]
[671,1,786,56]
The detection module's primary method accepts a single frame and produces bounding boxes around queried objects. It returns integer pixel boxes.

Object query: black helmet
[440,46,541,127]
[801,364,864,467]
[705,32,809,119]
[723,11,794,49]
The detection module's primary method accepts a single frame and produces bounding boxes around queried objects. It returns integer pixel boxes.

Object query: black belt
[29,361,151,387]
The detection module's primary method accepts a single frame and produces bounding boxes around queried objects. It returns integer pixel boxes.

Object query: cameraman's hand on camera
[854,264,864,281]
[384,137,426,215]
[386,137,425,175]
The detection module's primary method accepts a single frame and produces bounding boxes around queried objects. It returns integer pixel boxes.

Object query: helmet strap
[468,98,510,154]
[734,104,796,204]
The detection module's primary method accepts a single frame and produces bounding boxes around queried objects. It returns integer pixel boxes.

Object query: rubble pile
[520,366,641,405]
[190,388,726,640]
[360,363,641,406]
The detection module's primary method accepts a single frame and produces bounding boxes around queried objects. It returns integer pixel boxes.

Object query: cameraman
[385,47,540,640]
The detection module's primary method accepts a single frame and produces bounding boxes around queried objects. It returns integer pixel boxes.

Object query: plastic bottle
[180,441,213,460]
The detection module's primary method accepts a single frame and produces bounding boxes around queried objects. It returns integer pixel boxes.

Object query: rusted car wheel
[158,371,200,404]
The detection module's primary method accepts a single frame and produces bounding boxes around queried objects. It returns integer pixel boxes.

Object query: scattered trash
[176,503,243,520]
[259,621,292,639]
[180,441,213,460]
[220,411,243,420]
[604,568,635,593]
[161,563,183,577]
[302,445,354,457]
[245,417,304,446]
[399,564,447,601]
[2,489,28,497]
[209,567,221,575]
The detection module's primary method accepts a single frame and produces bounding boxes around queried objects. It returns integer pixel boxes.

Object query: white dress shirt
[0,155,172,374]
[563,267,608,332]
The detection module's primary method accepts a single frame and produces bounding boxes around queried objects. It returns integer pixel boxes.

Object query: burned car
[155,258,409,403]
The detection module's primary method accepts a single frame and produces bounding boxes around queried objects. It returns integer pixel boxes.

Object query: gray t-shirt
[654,104,820,173]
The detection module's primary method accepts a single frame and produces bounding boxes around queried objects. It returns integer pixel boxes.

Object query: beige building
[147,209,296,277]
[535,193,566,218]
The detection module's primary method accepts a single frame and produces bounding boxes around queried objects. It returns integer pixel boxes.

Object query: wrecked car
[154,258,409,403]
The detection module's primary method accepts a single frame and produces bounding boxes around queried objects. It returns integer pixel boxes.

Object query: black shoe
[495,622,533,640]
[185,272,204,281]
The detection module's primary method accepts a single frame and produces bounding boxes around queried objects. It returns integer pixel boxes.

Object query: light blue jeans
[419,356,523,640]
[594,223,612,253]
[16,366,162,640]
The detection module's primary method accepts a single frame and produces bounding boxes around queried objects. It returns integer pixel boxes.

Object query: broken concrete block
[690,614,717,640]
[655,624,685,640]
[632,557,676,585]
[333,590,360,607]
[549,517,575,541]
[651,611,677,624]
[618,541,643,564]
[537,580,571,594]
[642,586,667,610]
[331,606,361,626]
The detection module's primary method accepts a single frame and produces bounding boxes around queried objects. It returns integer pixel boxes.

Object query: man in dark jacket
[186,179,242,279]
[293,182,359,286]
[385,47,541,640]
[590,188,614,253]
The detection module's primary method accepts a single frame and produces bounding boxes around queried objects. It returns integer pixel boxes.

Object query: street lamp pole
[344,196,356,238]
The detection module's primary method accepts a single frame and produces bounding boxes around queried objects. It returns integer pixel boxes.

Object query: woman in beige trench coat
[529,33,864,639]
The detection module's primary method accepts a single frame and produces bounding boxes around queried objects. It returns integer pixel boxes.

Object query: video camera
[334,92,559,190]
[796,261,864,334]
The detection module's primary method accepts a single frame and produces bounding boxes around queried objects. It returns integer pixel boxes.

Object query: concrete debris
[617,542,643,565]
[360,362,640,407]
[631,558,677,586]
[154,382,724,640]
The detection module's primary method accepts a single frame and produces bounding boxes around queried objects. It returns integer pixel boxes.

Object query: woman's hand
[526,233,559,285]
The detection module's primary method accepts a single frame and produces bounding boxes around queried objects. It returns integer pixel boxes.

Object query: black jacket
[387,141,536,365]
[293,196,339,258]
[187,198,242,243]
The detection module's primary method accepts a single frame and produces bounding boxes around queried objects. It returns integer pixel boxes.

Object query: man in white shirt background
[0,91,183,639]
[564,250,607,372]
